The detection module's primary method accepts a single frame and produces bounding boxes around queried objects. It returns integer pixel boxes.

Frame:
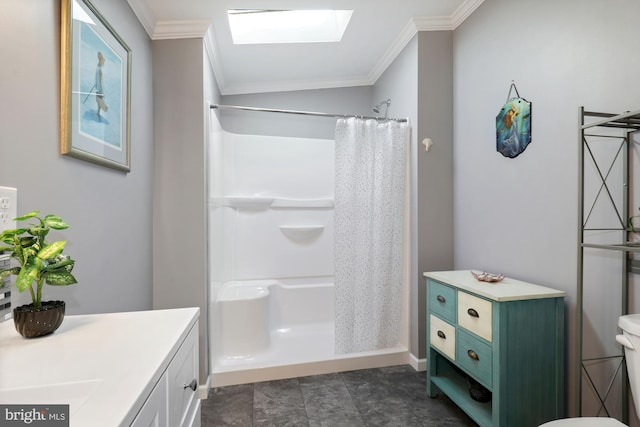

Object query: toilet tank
[617,313,640,417]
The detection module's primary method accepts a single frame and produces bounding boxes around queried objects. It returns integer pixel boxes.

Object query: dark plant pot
[467,375,492,403]
[13,300,65,338]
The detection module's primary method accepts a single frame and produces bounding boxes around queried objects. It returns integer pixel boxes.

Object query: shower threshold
[211,323,409,387]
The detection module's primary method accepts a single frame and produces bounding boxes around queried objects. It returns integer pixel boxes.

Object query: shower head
[372,99,391,118]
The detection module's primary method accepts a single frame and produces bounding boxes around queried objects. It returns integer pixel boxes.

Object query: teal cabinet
[425,271,565,427]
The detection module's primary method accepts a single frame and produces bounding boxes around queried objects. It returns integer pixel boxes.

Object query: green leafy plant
[0,211,77,308]
[630,207,640,233]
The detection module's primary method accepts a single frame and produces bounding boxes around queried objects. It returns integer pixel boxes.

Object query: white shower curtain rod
[210,104,408,123]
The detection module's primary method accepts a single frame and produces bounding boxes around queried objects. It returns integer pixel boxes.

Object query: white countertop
[424,270,566,302]
[0,307,199,427]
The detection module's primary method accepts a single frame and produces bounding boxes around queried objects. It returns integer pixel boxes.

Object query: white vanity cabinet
[132,374,168,427]
[132,320,200,427]
[0,307,201,427]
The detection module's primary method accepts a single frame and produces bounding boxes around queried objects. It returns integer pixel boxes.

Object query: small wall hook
[422,138,433,152]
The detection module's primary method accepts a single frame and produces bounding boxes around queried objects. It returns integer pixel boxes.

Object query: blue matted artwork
[78,22,123,148]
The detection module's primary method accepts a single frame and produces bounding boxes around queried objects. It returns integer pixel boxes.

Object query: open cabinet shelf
[430,352,493,427]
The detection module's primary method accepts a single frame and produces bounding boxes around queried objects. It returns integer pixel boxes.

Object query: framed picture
[60,0,131,172]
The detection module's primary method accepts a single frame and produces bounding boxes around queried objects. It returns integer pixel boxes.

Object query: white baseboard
[198,374,211,400]
[409,353,426,372]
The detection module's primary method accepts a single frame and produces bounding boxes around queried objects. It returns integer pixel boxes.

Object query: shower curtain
[334,117,409,354]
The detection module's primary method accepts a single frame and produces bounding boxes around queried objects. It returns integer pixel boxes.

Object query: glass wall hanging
[496,82,532,158]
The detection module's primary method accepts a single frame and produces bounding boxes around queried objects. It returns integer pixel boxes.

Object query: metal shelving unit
[577,107,640,422]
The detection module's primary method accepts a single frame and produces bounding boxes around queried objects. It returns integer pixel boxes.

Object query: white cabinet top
[424,270,566,302]
[0,307,199,427]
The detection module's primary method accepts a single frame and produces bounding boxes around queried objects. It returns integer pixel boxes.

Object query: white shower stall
[208,110,409,387]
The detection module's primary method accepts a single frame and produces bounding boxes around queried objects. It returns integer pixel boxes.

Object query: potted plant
[630,207,640,233]
[0,210,77,338]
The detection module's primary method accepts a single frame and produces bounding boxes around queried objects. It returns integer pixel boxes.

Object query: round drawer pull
[437,330,446,339]
[467,349,479,361]
[436,295,446,303]
[184,379,198,391]
[467,308,479,318]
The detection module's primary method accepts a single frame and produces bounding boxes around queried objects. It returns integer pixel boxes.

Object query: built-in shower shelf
[209,197,334,209]
[279,226,325,241]
[272,198,334,209]
[210,197,274,209]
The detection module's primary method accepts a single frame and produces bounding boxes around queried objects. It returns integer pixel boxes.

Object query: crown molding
[367,18,418,85]
[134,0,484,41]
[152,20,211,40]
[126,0,211,40]
[367,3,476,86]
[413,15,455,31]
[126,0,155,38]
[451,0,485,29]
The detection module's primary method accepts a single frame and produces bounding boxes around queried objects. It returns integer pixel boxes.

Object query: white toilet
[540,314,640,427]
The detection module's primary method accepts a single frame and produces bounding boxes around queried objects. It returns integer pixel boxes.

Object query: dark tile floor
[201,365,478,426]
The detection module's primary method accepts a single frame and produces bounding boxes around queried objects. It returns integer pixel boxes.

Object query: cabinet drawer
[168,323,199,427]
[458,291,492,342]
[430,314,456,360]
[428,280,457,324]
[457,328,492,388]
[131,372,168,427]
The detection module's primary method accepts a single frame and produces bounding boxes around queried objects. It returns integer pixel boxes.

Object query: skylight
[227,9,353,45]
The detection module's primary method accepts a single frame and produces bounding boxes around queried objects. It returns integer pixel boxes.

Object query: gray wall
[453,0,640,418]
[0,0,154,314]
[416,31,454,358]
[152,38,210,385]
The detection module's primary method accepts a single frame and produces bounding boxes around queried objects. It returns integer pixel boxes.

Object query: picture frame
[60,0,131,173]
